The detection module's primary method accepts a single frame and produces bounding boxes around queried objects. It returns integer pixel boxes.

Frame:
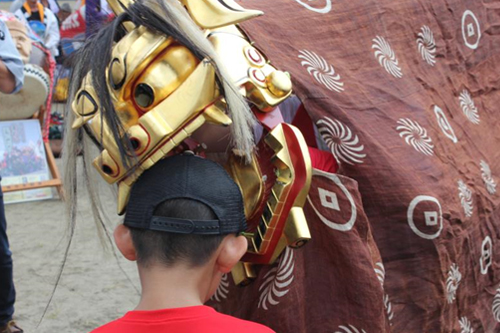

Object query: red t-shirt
[90,306,274,333]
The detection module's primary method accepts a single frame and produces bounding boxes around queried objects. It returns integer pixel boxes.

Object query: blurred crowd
[0,0,85,65]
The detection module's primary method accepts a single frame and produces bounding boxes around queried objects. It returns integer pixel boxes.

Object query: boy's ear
[216,235,248,273]
[114,224,137,261]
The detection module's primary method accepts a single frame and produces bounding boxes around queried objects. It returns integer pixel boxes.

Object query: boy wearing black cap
[91,154,274,333]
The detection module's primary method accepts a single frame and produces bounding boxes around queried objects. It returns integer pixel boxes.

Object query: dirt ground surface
[4,157,141,333]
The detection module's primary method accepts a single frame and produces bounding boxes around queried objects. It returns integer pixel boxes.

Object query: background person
[0,11,31,65]
[14,0,60,58]
[9,0,59,16]
[0,19,24,333]
[56,3,71,24]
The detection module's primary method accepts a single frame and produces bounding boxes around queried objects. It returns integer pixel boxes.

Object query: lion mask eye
[134,83,155,108]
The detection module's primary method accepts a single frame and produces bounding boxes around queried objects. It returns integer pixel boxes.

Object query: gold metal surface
[241,123,312,263]
[267,71,293,98]
[73,49,224,213]
[181,0,263,29]
[284,207,311,248]
[208,25,292,111]
[231,261,257,286]
[225,152,264,221]
[107,0,133,16]
[134,45,198,112]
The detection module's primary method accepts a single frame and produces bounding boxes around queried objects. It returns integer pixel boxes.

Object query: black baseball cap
[124,154,247,235]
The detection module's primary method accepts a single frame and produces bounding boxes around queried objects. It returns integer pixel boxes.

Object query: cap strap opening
[150,216,221,234]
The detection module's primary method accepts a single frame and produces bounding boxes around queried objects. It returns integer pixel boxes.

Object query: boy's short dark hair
[130,198,225,267]
[124,154,247,268]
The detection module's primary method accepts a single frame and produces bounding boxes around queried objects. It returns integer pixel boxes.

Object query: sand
[4,157,141,332]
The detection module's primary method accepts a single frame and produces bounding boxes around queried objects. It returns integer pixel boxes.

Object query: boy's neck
[135,261,219,311]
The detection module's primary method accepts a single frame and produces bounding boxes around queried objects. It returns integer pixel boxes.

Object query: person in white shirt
[10,0,60,15]
[14,0,60,58]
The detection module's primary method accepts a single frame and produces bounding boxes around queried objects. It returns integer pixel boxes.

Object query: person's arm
[8,0,24,13]
[44,9,60,54]
[48,0,60,14]
[0,21,24,94]
[0,60,16,94]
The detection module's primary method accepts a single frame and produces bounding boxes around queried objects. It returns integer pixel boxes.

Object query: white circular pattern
[245,47,264,66]
[434,105,457,143]
[480,160,497,195]
[306,170,358,232]
[459,90,480,124]
[335,325,367,333]
[317,117,366,165]
[416,25,436,66]
[458,180,473,218]
[374,262,385,287]
[211,274,229,302]
[493,287,500,322]
[396,118,434,156]
[258,247,294,310]
[459,316,474,333]
[298,50,344,93]
[446,263,462,304]
[293,0,332,14]
[372,36,403,78]
[407,195,443,239]
[462,10,481,50]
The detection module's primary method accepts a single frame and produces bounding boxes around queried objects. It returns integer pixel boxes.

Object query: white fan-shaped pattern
[317,117,367,165]
[298,50,344,92]
[372,36,403,78]
[258,247,295,310]
[335,325,367,333]
[493,287,500,322]
[459,317,474,333]
[480,160,497,195]
[459,90,480,124]
[446,263,462,304]
[458,180,473,218]
[416,25,436,66]
[384,294,395,324]
[211,274,229,302]
[374,262,385,286]
[396,118,434,156]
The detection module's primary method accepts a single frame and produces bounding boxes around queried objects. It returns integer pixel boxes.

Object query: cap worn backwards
[124,154,247,235]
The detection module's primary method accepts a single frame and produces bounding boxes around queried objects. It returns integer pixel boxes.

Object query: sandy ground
[4,157,142,332]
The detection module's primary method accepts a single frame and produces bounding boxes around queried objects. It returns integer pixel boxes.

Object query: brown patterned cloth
[209,0,500,332]
[211,171,387,332]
